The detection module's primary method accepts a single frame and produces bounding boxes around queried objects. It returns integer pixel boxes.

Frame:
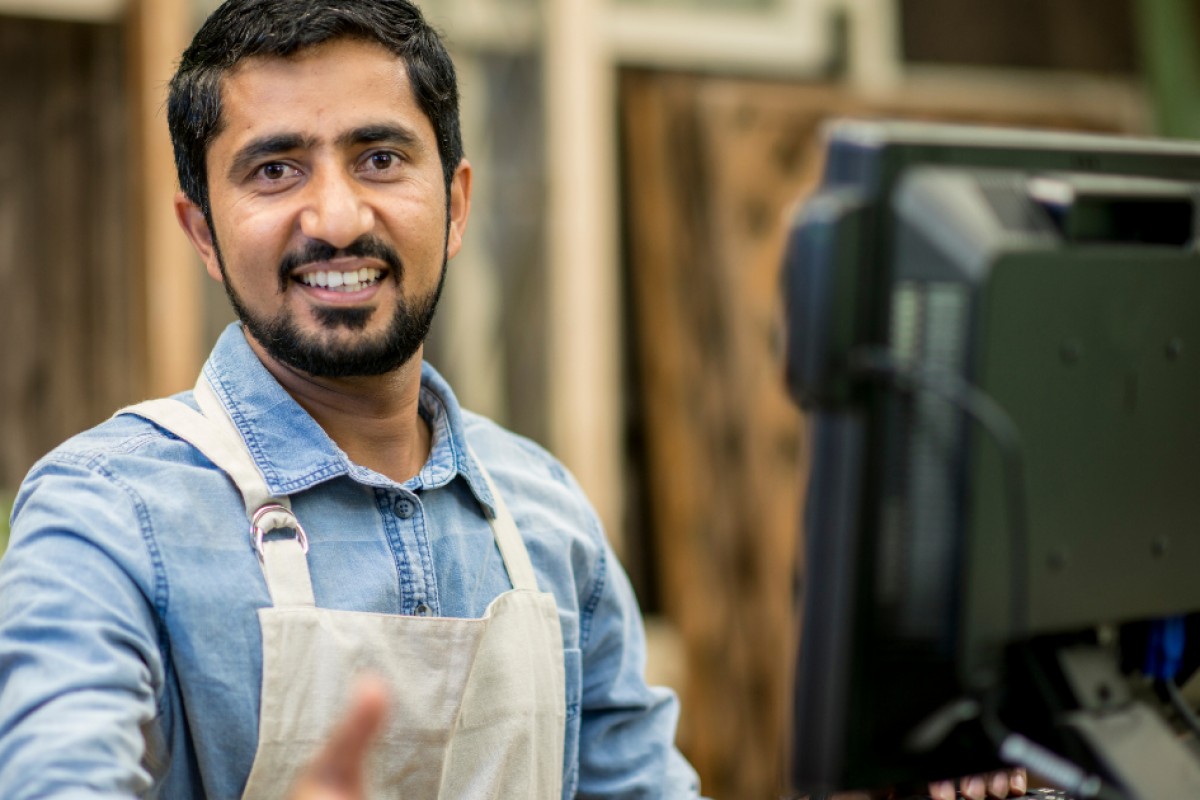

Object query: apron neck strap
[119,380,282,520]
[468,446,540,593]
[196,374,317,607]
[115,375,315,608]
[117,375,541,605]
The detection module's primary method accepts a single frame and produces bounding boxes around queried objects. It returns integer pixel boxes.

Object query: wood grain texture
[0,16,134,490]
[620,70,1141,799]
[127,0,200,398]
[900,0,1137,73]
[621,72,812,799]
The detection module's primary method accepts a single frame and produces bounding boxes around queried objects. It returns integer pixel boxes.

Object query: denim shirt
[0,323,702,800]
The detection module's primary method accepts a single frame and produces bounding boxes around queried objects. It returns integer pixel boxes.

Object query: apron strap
[118,397,279,519]
[115,378,316,608]
[259,539,317,607]
[193,370,236,435]
[118,377,538,603]
[468,446,540,592]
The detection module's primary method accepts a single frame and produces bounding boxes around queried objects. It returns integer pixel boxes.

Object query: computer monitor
[783,120,1200,798]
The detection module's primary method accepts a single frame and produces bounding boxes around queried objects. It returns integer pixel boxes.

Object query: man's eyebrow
[227,134,316,180]
[337,125,421,150]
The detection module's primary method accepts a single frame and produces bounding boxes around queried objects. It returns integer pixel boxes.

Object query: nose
[298,166,373,249]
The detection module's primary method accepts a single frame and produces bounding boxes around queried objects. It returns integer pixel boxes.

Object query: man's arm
[575,535,704,800]
[0,458,164,798]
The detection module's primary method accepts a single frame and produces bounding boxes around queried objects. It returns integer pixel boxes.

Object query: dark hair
[168,0,462,218]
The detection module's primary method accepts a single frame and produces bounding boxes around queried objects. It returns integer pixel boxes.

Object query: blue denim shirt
[0,323,702,800]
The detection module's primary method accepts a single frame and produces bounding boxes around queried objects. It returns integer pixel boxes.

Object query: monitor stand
[1054,646,1200,799]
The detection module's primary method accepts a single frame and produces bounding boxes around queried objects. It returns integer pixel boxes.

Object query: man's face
[177,37,470,377]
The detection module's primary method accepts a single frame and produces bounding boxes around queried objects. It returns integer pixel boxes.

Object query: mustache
[278,236,403,291]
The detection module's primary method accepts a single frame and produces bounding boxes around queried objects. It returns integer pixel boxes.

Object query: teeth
[298,268,383,292]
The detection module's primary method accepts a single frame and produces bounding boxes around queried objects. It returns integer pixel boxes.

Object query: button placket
[389,491,436,615]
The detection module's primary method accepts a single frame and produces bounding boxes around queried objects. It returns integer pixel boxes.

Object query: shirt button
[394,497,416,519]
[415,604,431,616]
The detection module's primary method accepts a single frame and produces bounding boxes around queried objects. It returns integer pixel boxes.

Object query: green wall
[0,490,13,559]
[1137,0,1200,138]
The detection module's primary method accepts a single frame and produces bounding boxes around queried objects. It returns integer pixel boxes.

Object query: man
[0,1,702,797]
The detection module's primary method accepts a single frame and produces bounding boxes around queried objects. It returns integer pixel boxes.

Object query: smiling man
[0,2,703,798]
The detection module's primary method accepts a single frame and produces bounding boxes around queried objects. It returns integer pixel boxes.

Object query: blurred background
[0,0,1193,796]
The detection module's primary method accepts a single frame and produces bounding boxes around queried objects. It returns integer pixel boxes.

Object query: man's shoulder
[21,393,209,485]
[10,394,231,555]
[458,411,605,537]
[459,411,576,488]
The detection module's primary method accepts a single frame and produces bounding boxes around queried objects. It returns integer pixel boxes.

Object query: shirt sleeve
[0,456,165,799]
[575,533,707,800]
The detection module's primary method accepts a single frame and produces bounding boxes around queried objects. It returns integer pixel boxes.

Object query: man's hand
[929,768,1027,799]
[287,676,389,800]
[810,767,1028,800]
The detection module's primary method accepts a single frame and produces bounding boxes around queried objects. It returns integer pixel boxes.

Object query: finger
[1009,768,1027,795]
[310,675,389,789]
[987,770,1010,798]
[291,790,348,800]
[928,780,956,800]
[961,774,987,800]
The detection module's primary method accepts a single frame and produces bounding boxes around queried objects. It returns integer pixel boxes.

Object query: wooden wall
[620,70,1144,799]
[900,0,1137,72]
[0,16,135,491]
[426,53,552,449]
[622,72,813,800]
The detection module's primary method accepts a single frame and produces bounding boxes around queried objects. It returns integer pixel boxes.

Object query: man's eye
[261,164,289,180]
[369,153,396,170]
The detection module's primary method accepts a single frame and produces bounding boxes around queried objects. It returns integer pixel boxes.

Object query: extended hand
[929,768,1027,799]
[286,676,389,800]
[815,767,1027,800]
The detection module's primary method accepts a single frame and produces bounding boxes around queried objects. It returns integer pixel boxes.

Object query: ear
[444,158,473,260]
[175,191,224,283]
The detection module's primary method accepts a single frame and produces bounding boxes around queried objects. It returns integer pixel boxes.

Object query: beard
[215,234,446,379]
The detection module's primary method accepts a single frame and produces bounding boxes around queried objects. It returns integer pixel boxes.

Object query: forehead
[214,37,430,151]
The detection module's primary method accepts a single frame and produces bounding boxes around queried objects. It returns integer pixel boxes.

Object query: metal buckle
[250,504,309,561]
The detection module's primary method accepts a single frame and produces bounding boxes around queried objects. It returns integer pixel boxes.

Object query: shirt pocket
[562,647,582,799]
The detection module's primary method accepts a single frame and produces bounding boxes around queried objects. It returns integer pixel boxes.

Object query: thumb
[298,675,390,798]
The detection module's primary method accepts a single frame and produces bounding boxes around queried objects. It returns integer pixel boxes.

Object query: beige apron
[124,376,566,800]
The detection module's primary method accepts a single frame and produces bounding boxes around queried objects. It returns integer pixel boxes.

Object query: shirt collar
[200,323,497,517]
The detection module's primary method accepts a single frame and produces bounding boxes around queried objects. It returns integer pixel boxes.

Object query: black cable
[848,347,1032,639]
[843,350,1144,798]
[845,348,1132,798]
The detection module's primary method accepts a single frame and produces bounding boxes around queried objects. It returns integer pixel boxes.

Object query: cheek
[388,198,448,255]
[219,210,294,279]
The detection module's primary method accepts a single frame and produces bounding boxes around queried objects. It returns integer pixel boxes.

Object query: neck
[244,329,432,484]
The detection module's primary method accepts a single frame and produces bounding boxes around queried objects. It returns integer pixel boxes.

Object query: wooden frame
[127,0,202,399]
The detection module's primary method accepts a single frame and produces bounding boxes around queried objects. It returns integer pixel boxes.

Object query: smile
[296,267,384,292]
